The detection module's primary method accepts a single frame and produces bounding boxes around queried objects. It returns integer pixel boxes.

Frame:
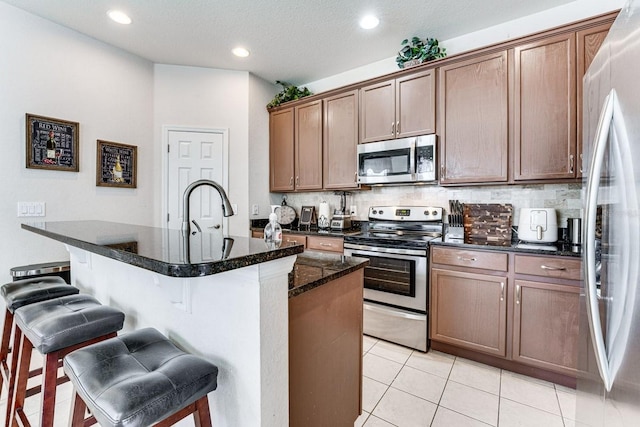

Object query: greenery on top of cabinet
[267,81,312,109]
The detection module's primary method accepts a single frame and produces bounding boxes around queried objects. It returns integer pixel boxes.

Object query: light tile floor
[0,336,576,426]
[356,335,577,427]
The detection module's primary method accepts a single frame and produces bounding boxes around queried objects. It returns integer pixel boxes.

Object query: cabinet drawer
[307,235,344,253]
[514,255,581,280]
[431,246,508,271]
[283,234,307,248]
[251,230,264,238]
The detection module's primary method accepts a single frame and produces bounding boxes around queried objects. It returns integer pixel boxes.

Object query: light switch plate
[17,202,46,217]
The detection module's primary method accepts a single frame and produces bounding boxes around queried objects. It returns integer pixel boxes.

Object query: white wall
[248,75,278,220]
[304,0,625,93]
[153,65,251,237]
[0,2,155,283]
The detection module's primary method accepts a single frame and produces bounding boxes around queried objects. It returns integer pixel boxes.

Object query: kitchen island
[21,221,366,427]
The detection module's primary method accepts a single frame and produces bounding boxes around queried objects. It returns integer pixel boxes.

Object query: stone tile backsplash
[272,183,583,227]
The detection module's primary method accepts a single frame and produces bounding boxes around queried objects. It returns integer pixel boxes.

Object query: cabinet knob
[289,177,294,186]
[516,285,521,305]
[396,121,400,135]
[440,164,445,179]
[500,282,505,301]
[391,122,395,135]
[295,176,299,186]
[579,153,583,174]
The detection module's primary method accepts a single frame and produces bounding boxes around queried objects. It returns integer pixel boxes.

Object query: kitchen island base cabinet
[289,269,363,427]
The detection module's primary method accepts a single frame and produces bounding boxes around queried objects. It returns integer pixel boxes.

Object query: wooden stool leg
[69,391,94,427]
[39,351,60,427]
[0,309,13,387]
[194,396,212,427]
[9,330,33,427]
[5,326,22,427]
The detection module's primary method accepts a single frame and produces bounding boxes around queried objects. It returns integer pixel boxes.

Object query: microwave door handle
[585,89,615,392]
[410,140,416,179]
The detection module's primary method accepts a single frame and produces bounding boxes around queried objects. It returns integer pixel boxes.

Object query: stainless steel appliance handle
[584,89,615,392]
[409,140,416,179]
[343,243,426,257]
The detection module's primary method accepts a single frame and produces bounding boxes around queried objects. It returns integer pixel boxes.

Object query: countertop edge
[430,237,582,258]
[22,223,304,277]
[288,254,369,298]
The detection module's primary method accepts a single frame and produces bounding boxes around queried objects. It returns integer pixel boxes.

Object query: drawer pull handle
[319,243,333,247]
[500,282,505,301]
[541,265,567,271]
[516,285,521,305]
[457,256,477,262]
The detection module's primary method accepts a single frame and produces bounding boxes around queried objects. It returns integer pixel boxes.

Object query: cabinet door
[359,80,395,143]
[396,70,436,138]
[431,268,507,357]
[512,279,579,375]
[438,51,509,184]
[324,90,359,189]
[269,108,295,191]
[514,33,577,180]
[576,22,611,178]
[295,100,323,190]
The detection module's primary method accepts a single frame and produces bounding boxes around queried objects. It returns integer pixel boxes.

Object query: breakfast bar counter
[22,220,303,427]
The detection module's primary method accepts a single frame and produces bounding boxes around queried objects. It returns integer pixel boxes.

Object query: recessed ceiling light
[232,47,250,58]
[359,15,379,30]
[107,10,132,25]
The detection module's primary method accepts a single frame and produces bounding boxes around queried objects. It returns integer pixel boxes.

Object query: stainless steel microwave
[357,135,436,184]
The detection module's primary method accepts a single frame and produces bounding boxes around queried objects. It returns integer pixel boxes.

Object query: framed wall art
[96,140,137,188]
[26,113,79,171]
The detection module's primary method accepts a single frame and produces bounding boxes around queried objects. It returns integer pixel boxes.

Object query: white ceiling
[3,0,575,85]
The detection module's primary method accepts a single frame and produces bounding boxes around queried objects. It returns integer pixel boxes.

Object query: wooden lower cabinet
[289,269,363,427]
[283,233,307,248]
[431,268,507,357]
[512,279,580,375]
[430,246,580,383]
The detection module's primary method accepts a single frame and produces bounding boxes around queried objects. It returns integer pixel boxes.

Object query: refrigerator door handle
[584,89,615,392]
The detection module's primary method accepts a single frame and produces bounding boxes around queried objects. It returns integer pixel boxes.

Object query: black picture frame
[26,113,79,172]
[96,140,137,188]
[300,206,316,226]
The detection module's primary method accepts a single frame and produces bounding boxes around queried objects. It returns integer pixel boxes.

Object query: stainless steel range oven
[344,206,443,351]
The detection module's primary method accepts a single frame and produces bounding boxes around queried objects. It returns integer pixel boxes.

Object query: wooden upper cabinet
[359,80,395,143]
[324,90,359,189]
[295,100,323,190]
[396,70,436,138]
[514,33,577,181]
[269,107,295,191]
[576,22,612,178]
[438,51,509,184]
[359,70,436,143]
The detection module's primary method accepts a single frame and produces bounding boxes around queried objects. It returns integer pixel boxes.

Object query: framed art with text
[96,140,137,188]
[26,113,79,171]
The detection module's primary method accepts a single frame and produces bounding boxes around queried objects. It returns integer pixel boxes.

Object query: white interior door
[165,128,229,233]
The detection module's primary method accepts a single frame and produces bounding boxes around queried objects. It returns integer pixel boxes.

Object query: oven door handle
[344,243,426,257]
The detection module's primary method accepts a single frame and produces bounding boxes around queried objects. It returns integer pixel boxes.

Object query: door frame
[161,125,230,229]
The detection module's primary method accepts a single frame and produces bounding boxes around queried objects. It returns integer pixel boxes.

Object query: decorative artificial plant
[267,81,312,109]
[396,37,446,68]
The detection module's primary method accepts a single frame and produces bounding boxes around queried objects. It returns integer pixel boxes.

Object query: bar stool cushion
[63,328,219,427]
[1,277,78,313]
[14,294,124,354]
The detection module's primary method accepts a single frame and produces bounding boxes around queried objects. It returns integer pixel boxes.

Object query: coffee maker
[331,191,352,230]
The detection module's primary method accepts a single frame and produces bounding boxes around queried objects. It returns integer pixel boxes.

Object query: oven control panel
[368,206,443,221]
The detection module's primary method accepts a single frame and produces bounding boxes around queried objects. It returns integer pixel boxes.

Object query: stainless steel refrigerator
[578,1,640,425]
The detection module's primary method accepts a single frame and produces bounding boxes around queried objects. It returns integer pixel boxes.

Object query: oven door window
[361,255,416,297]
[359,148,411,177]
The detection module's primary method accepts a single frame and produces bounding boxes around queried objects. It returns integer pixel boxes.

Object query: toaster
[518,208,558,243]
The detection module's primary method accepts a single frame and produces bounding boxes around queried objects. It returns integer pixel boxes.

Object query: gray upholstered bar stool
[64,328,219,427]
[0,277,79,394]
[8,294,125,427]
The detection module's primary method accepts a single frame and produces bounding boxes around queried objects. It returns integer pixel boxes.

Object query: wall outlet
[252,204,259,215]
[350,205,357,216]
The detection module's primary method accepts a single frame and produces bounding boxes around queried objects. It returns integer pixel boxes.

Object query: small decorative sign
[96,140,137,188]
[300,206,317,227]
[26,113,79,172]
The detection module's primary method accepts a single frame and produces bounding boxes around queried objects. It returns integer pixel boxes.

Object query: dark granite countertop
[288,252,368,298]
[22,220,304,278]
[431,235,582,258]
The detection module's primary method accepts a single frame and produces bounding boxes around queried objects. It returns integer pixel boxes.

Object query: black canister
[567,218,582,245]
